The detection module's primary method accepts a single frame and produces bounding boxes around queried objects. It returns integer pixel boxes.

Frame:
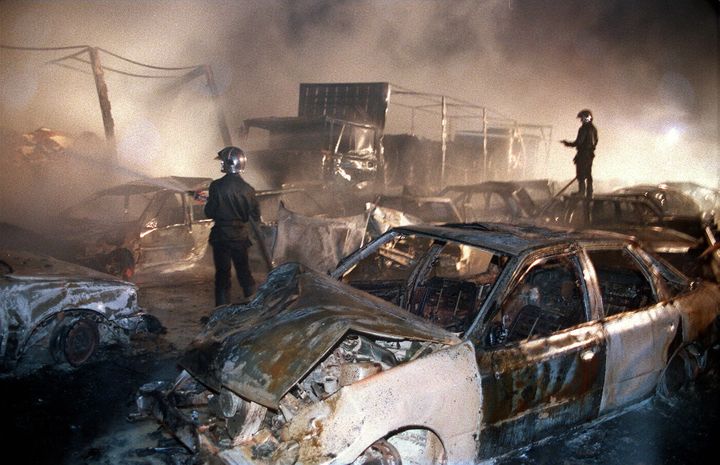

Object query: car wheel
[354,439,402,465]
[53,318,100,367]
[657,344,702,399]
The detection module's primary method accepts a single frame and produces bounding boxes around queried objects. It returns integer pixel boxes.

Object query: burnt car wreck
[53,176,213,279]
[134,223,720,465]
[0,249,162,376]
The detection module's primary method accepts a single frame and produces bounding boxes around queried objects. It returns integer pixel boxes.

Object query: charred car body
[438,181,539,223]
[54,176,213,279]
[0,249,161,376]
[135,223,720,465]
[612,184,709,239]
[538,194,715,279]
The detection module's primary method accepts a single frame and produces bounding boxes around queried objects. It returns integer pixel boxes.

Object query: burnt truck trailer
[242,83,387,189]
[241,82,551,192]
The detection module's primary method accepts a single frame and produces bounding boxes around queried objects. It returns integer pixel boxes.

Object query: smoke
[1,0,718,191]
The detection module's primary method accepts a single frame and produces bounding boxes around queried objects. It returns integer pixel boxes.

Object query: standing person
[204,146,261,306]
[562,109,598,199]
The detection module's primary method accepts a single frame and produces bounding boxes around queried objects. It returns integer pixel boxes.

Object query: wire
[64,55,198,79]
[2,44,204,77]
[97,47,202,71]
[1,44,90,51]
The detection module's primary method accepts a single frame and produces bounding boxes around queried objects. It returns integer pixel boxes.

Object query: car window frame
[581,243,663,318]
[477,246,593,349]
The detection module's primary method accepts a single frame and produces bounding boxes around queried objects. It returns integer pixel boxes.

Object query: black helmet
[577,109,593,123]
[216,146,246,174]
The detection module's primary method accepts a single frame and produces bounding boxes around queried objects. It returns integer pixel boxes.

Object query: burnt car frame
[438,181,539,223]
[56,176,213,279]
[612,184,708,239]
[136,222,720,465]
[0,249,160,376]
[538,193,713,279]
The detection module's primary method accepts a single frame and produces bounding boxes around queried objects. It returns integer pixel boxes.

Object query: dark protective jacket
[204,173,261,243]
[567,122,598,162]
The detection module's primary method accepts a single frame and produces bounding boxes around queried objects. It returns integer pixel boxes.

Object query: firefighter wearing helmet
[561,109,598,199]
[204,146,261,305]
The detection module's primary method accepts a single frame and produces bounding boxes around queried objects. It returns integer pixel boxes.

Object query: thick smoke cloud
[1,0,718,190]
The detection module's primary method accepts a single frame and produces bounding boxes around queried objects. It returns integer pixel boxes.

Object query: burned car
[438,181,538,223]
[369,193,462,224]
[0,249,161,376]
[537,194,714,279]
[55,176,213,279]
[135,223,720,465]
[612,184,708,239]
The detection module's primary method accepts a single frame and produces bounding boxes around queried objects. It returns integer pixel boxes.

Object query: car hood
[180,262,460,409]
[614,226,701,252]
[1,249,130,282]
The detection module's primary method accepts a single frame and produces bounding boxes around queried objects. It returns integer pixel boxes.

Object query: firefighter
[204,146,261,306]
[562,109,598,199]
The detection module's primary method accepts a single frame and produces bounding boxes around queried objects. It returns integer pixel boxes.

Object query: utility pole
[440,96,448,188]
[87,47,117,164]
[203,65,233,147]
[482,108,488,181]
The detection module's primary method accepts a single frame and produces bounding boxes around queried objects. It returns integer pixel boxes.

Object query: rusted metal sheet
[476,323,605,458]
[181,263,459,409]
[271,205,367,273]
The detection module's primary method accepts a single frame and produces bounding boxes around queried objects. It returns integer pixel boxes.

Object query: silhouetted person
[562,109,598,199]
[205,146,261,306]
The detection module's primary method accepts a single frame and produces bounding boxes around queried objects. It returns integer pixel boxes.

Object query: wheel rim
[357,439,402,465]
[63,319,100,366]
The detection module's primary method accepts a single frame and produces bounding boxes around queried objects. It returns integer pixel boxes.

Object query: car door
[472,249,606,458]
[584,245,680,414]
[138,191,195,266]
[187,190,213,261]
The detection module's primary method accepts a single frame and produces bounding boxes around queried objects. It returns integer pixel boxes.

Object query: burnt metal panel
[180,263,459,409]
[600,302,678,413]
[298,82,390,130]
[476,323,606,458]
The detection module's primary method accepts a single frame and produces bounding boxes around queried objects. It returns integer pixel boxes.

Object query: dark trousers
[210,241,255,306]
[575,156,594,199]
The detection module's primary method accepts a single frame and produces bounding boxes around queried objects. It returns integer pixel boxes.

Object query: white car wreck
[135,223,720,465]
[0,249,162,376]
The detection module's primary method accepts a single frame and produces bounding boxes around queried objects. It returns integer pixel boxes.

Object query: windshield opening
[66,192,155,223]
[338,232,508,334]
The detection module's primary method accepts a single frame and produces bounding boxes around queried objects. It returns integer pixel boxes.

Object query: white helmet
[216,146,246,174]
[577,109,593,124]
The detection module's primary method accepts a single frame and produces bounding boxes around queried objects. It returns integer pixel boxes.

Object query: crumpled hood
[181,262,459,409]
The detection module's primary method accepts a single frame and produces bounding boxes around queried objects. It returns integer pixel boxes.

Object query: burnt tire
[657,345,701,400]
[51,318,100,367]
[355,439,402,465]
[107,248,135,281]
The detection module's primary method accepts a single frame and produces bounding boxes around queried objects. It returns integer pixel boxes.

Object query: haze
[1,0,718,189]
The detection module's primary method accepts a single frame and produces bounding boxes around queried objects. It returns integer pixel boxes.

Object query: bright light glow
[664,126,681,145]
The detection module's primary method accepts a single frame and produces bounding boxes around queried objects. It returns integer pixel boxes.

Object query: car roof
[560,193,664,211]
[391,222,629,256]
[439,181,521,195]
